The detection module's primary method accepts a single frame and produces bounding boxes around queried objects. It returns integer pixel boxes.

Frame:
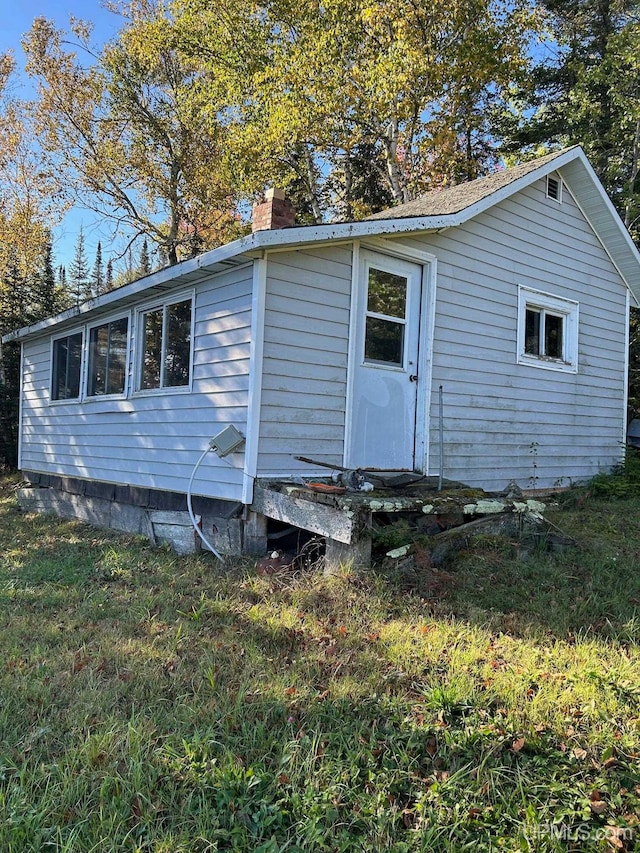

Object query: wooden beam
[252,486,362,544]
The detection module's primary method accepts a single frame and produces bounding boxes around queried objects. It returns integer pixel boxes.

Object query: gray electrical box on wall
[209,425,246,457]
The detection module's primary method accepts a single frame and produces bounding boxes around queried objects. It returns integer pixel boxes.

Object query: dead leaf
[604,827,626,850]
[590,800,607,815]
[402,808,415,828]
[72,654,90,674]
[573,747,588,760]
[131,796,142,821]
[512,737,525,753]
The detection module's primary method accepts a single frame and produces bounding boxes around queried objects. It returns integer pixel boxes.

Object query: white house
[5,146,640,558]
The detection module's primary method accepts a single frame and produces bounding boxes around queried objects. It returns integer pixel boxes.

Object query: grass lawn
[0,475,639,852]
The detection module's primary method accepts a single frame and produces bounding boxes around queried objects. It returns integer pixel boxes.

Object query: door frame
[344,238,438,473]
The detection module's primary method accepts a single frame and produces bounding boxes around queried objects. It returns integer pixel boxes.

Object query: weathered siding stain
[257,245,353,476]
[394,176,628,490]
[20,266,253,501]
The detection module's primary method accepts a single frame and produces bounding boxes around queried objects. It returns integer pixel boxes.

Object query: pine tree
[58,264,66,289]
[92,241,104,296]
[69,226,90,304]
[34,232,57,319]
[105,259,114,291]
[138,238,151,277]
[0,250,32,467]
[126,246,134,284]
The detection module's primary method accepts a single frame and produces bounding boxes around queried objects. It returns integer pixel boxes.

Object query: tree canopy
[22,9,242,266]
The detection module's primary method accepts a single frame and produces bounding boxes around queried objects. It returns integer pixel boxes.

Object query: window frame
[362,262,412,372]
[517,286,578,373]
[85,313,131,400]
[133,290,195,395]
[50,328,84,404]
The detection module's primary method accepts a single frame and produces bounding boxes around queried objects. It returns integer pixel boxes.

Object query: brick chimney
[252,188,296,232]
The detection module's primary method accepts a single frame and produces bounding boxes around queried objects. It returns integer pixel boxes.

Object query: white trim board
[242,257,267,505]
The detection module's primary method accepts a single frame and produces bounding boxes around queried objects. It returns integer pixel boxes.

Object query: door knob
[409,374,418,382]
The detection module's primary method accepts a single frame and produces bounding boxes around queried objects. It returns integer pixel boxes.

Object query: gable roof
[5,146,640,343]
[366,148,574,220]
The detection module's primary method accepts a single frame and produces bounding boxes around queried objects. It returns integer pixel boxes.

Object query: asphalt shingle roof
[366,148,575,220]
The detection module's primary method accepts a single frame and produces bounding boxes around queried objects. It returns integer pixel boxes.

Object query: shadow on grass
[372,494,640,644]
[4,685,635,852]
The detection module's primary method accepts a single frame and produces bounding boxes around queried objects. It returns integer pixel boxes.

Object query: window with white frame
[517,286,578,372]
[137,295,193,391]
[51,331,83,401]
[87,316,129,397]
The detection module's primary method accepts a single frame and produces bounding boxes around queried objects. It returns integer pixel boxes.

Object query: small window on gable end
[546,174,562,203]
[518,286,578,373]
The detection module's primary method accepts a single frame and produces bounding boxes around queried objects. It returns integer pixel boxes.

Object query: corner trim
[243,257,268,504]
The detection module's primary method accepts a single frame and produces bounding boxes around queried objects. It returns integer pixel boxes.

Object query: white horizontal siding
[397,175,628,490]
[20,265,253,501]
[257,246,353,477]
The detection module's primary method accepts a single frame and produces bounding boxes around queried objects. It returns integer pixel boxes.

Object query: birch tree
[23,12,241,265]
[170,0,536,218]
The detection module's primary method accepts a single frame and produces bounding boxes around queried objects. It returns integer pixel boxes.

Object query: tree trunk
[383,118,410,204]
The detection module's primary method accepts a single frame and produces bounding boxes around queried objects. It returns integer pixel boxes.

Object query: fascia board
[8,145,640,339]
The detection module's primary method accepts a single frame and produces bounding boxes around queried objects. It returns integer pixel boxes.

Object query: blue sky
[1,0,123,271]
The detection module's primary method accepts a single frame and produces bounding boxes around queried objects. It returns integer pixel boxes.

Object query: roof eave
[5,145,639,341]
[2,216,455,343]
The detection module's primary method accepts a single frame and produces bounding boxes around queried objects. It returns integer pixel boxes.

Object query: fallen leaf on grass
[589,791,607,815]
[72,654,90,674]
[573,747,588,760]
[511,737,525,753]
[604,827,627,850]
[131,796,142,821]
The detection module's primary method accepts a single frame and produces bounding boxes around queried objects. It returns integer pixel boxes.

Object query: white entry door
[348,250,423,471]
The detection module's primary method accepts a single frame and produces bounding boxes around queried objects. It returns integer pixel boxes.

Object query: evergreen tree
[498,0,639,236]
[0,249,32,468]
[58,264,66,289]
[126,246,134,284]
[34,232,57,319]
[105,259,114,291]
[69,226,90,304]
[92,241,104,296]
[138,238,151,277]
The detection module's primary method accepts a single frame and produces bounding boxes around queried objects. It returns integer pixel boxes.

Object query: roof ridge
[365,147,576,221]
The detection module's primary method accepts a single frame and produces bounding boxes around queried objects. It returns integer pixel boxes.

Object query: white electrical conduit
[186,445,225,561]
